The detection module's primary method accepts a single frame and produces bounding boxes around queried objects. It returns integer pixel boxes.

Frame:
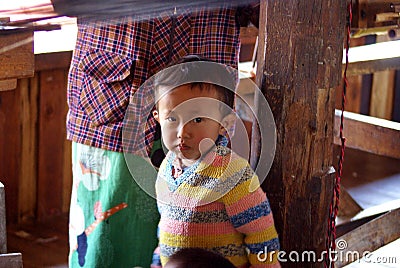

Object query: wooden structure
[1,0,400,267]
[256,1,345,267]
[0,29,34,91]
[0,51,72,224]
[0,24,33,268]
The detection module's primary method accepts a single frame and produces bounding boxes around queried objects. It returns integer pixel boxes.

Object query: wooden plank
[336,213,384,238]
[346,57,400,76]
[37,69,69,220]
[0,183,6,254]
[336,76,363,113]
[0,88,23,224]
[353,0,368,29]
[370,69,395,119]
[0,80,17,92]
[35,51,72,72]
[17,77,38,223]
[369,35,395,120]
[0,253,23,268]
[345,39,400,75]
[338,199,400,238]
[338,187,362,219]
[335,208,400,267]
[0,31,34,80]
[333,109,400,159]
[337,37,365,113]
[256,0,346,267]
[52,0,257,19]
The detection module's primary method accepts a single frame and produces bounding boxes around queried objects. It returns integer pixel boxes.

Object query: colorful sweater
[155,146,280,267]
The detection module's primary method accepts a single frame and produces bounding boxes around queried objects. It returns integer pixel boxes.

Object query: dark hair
[154,55,237,116]
[166,248,236,268]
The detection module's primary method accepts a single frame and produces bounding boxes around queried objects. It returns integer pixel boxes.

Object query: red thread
[325,2,351,267]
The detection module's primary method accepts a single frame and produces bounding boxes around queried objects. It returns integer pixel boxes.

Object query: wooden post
[256,0,346,267]
[0,182,6,253]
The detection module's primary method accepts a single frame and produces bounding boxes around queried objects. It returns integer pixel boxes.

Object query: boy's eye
[193,117,202,123]
[166,117,176,122]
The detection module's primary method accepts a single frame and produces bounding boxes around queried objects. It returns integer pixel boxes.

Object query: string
[325,1,352,267]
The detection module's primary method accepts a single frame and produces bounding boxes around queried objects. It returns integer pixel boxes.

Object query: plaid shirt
[67,7,241,153]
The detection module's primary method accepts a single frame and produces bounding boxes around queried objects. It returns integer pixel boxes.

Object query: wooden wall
[335,34,400,122]
[0,52,72,224]
[0,33,398,227]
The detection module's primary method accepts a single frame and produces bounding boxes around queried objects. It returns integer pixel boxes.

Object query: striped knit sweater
[155,146,280,267]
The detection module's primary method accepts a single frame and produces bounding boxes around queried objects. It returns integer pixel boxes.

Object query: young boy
[152,56,280,267]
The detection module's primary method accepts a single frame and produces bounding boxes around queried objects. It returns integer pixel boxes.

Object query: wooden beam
[338,199,400,237]
[0,89,24,224]
[335,208,400,267]
[352,199,400,222]
[18,78,38,223]
[346,56,400,76]
[344,40,400,75]
[0,31,34,80]
[369,35,396,120]
[334,109,400,159]
[336,213,384,238]
[35,51,72,72]
[257,0,346,267]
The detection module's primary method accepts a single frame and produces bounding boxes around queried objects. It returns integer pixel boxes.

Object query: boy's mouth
[178,143,190,151]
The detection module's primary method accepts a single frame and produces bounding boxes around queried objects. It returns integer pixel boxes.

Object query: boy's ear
[219,113,236,137]
[152,110,160,122]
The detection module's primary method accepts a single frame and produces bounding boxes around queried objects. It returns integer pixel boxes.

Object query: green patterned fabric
[69,142,159,268]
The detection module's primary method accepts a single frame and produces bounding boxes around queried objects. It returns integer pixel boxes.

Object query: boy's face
[153,84,226,166]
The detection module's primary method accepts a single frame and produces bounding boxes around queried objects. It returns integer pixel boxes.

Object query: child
[152,56,280,267]
[164,247,236,268]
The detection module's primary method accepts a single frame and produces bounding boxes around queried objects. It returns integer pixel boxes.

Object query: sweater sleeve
[221,162,281,267]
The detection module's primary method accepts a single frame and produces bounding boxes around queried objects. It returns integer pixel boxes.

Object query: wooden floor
[337,147,400,210]
[6,214,69,268]
[5,147,400,268]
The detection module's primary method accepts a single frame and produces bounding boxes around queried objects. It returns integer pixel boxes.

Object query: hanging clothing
[66,7,241,154]
[69,142,160,267]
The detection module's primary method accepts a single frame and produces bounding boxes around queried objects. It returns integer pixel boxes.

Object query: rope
[325,1,352,267]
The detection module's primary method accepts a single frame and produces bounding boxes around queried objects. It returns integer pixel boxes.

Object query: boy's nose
[177,123,191,139]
